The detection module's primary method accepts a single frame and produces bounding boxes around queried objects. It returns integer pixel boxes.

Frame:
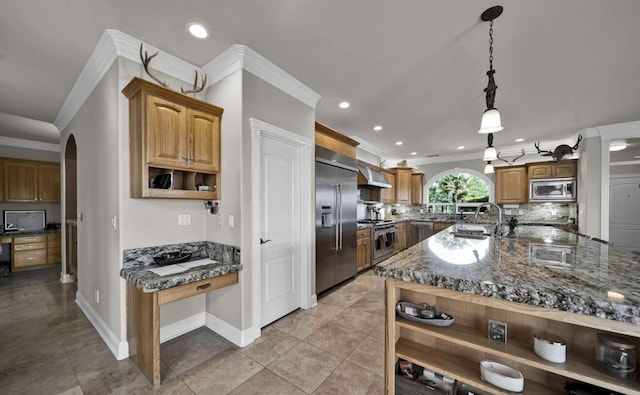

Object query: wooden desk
[126,272,238,385]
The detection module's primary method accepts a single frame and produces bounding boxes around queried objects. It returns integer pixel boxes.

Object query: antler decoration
[496,149,525,164]
[181,70,207,94]
[139,44,169,87]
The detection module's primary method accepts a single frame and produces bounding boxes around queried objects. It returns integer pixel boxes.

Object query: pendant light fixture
[479,5,504,173]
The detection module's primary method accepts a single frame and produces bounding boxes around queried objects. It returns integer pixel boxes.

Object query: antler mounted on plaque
[139,44,168,87]
[181,70,207,94]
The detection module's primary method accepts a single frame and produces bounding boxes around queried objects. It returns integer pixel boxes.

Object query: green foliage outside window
[428,173,489,204]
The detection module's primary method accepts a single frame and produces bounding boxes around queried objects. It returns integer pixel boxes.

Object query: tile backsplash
[386,203,577,224]
[123,241,240,268]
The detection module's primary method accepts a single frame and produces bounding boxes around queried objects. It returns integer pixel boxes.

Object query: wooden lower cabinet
[385,279,640,395]
[11,234,61,271]
[393,222,407,254]
[12,235,47,270]
[433,222,452,234]
[357,228,372,272]
[47,234,62,264]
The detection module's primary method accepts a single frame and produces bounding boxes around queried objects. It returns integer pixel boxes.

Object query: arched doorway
[64,135,78,281]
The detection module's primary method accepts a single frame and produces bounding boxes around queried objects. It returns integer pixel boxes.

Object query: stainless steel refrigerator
[316,147,358,294]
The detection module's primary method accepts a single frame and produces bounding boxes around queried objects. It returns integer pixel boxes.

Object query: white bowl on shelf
[480,360,524,392]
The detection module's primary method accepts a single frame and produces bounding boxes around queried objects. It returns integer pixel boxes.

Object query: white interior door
[609,175,640,251]
[260,135,302,326]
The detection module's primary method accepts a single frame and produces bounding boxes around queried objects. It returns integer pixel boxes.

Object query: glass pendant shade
[478,108,504,134]
[483,146,497,161]
[484,162,495,174]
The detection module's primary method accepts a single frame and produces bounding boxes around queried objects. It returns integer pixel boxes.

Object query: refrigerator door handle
[337,184,343,250]
[334,184,339,250]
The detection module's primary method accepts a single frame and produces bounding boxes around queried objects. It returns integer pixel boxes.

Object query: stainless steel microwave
[529,178,576,201]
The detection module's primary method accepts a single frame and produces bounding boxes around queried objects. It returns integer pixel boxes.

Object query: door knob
[260,238,271,245]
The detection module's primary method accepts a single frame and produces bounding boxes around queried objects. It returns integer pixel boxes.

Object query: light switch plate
[488,320,507,343]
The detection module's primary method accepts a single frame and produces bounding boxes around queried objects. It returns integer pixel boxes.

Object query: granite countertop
[120,258,242,293]
[1,229,61,237]
[375,224,640,325]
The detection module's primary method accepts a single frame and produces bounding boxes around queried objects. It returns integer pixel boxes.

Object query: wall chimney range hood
[357,164,391,188]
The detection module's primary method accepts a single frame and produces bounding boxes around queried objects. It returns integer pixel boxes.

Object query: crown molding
[349,136,385,157]
[583,120,640,140]
[202,45,321,109]
[55,32,320,132]
[54,30,200,132]
[0,136,60,152]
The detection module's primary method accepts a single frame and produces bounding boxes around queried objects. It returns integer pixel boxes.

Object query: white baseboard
[60,273,75,283]
[160,313,206,343]
[205,312,256,347]
[75,291,129,360]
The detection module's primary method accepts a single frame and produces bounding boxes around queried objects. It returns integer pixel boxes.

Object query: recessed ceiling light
[457,146,465,150]
[410,152,417,156]
[515,138,525,142]
[373,125,383,131]
[395,141,403,146]
[187,23,209,39]
[339,101,350,109]
[609,140,627,151]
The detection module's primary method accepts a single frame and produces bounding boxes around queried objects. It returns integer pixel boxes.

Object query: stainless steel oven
[373,222,395,265]
[529,178,576,202]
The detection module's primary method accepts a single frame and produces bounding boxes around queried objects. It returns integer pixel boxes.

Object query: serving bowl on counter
[153,251,191,266]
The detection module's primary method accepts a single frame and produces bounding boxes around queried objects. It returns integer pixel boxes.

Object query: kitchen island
[376,224,639,394]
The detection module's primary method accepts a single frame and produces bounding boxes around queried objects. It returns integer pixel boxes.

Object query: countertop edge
[120,262,242,293]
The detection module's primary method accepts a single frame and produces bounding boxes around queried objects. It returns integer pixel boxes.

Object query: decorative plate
[395,301,455,327]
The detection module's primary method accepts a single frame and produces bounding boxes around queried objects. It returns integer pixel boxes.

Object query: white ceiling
[1,0,640,161]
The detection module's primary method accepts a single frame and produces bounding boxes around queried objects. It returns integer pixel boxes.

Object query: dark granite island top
[375,223,640,325]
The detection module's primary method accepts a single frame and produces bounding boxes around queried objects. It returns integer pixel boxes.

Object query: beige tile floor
[0,266,386,394]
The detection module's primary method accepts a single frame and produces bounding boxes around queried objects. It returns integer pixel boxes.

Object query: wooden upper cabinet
[145,94,187,168]
[395,168,412,204]
[38,163,61,202]
[380,170,396,204]
[123,77,223,199]
[527,160,577,179]
[2,159,60,203]
[4,160,38,202]
[315,122,359,158]
[188,108,221,172]
[0,159,4,202]
[411,173,423,205]
[495,166,527,204]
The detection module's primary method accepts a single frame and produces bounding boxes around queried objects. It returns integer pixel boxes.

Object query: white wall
[203,69,315,332]
[60,61,123,340]
[117,59,211,336]
[578,136,601,237]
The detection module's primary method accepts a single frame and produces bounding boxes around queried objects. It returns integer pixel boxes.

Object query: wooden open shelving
[385,279,640,395]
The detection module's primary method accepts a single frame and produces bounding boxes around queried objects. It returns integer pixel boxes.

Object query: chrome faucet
[474,202,503,237]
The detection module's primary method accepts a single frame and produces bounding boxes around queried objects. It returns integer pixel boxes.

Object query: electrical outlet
[504,209,512,215]
[228,214,234,229]
[111,216,117,230]
[178,214,191,226]
[218,214,223,227]
[488,320,507,343]
[518,210,524,215]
